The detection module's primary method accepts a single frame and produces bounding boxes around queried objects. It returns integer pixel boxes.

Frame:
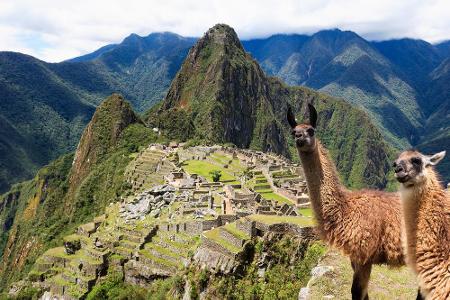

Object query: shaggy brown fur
[301,142,404,266]
[395,151,450,300]
[288,104,406,300]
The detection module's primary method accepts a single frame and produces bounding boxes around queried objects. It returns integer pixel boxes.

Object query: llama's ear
[425,151,446,166]
[308,103,318,128]
[287,105,297,128]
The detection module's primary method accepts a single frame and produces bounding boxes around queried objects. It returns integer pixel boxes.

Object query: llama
[287,104,410,300]
[394,150,449,300]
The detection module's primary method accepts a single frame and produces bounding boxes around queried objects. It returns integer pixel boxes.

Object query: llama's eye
[392,161,397,168]
[307,128,315,137]
[411,157,421,165]
[291,130,296,136]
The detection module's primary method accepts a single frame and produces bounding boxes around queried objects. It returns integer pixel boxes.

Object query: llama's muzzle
[394,171,409,183]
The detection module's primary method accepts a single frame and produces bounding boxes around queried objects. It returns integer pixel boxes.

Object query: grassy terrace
[209,152,246,172]
[68,250,103,266]
[248,174,294,205]
[247,214,314,227]
[260,191,292,205]
[63,234,90,244]
[43,247,72,259]
[299,207,313,217]
[203,227,242,254]
[153,235,185,250]
[139,249,179,268]
[182,160,236,182]
[223,222,250,240]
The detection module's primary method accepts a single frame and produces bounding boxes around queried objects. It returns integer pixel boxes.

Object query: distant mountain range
[0,26,449,192]
[0,33,194,192]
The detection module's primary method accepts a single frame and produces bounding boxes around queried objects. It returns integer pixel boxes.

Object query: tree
[209,170,222,182]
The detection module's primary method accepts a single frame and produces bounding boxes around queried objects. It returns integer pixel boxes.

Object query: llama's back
[342,189,404,266]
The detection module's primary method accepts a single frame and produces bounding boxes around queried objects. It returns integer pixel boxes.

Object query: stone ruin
[19,144,316,299]
[119,185,177,221]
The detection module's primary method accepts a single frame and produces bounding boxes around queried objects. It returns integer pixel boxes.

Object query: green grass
[43,247,72,259]
[247,214,314,227]
[209,153,232,165]
[63,234,89,244]
[298,208,313,217]
[154,235,185,251]
[146,243,183,258]
[182,160,236,182]
[308,249,418,299]
[260,191,293,205]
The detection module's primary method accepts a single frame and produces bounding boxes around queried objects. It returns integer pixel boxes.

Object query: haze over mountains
[0,25,449,193]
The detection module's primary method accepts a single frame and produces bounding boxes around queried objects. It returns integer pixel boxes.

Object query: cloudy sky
[1,0,449,62]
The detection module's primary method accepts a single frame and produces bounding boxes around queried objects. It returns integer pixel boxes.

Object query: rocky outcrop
[120,185,176,221]
[154,24,278,152]
[68,93,142,193]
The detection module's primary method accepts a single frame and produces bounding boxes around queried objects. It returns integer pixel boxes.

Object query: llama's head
[393,150,446,187]
[287,103,318,153]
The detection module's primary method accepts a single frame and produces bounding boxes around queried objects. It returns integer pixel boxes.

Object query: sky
[1,0,449,62]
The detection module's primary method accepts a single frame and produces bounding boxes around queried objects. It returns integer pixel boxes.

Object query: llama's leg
[416,289,424,300]
[351,261,372,300]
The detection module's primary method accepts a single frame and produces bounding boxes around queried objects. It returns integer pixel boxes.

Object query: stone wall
[219,228,245,248]
[236,219,256,237]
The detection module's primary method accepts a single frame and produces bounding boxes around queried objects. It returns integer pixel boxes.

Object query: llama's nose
[295,133,303,139]
[394,165,404,173]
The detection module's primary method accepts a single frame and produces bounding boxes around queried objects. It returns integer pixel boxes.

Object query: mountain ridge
[1,25,449,193]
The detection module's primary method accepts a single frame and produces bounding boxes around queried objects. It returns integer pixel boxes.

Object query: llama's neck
[298,141,345,235]
[400,169,444,272]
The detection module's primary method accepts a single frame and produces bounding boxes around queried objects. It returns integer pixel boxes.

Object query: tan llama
[287,103,412,300]
[394,150,449,299]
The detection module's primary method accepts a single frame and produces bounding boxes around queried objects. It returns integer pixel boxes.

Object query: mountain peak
[123,33,142,44]
[202,23,243,49]
[68,93,141,190]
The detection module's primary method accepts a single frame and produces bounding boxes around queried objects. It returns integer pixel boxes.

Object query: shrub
[209,170,222,182]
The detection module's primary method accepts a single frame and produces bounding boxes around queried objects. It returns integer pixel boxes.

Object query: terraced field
[125,147,175,192]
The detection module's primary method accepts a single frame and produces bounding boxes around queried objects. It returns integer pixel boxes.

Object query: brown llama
[394,150,449,299]
[287,103,415,300]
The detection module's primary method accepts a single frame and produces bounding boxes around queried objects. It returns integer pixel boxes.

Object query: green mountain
[243,30,425,149]
[149,24,394,189]
[241,32,450,182]
[418,58,450,179]
[372,39,442,96]
[0,33,194,193]
[0,94,160,289]
[0,52,95,193]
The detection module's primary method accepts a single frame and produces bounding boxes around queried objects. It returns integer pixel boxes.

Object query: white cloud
[0,0,449,62]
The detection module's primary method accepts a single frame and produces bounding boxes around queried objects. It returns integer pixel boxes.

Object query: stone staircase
[251,172,272,192]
